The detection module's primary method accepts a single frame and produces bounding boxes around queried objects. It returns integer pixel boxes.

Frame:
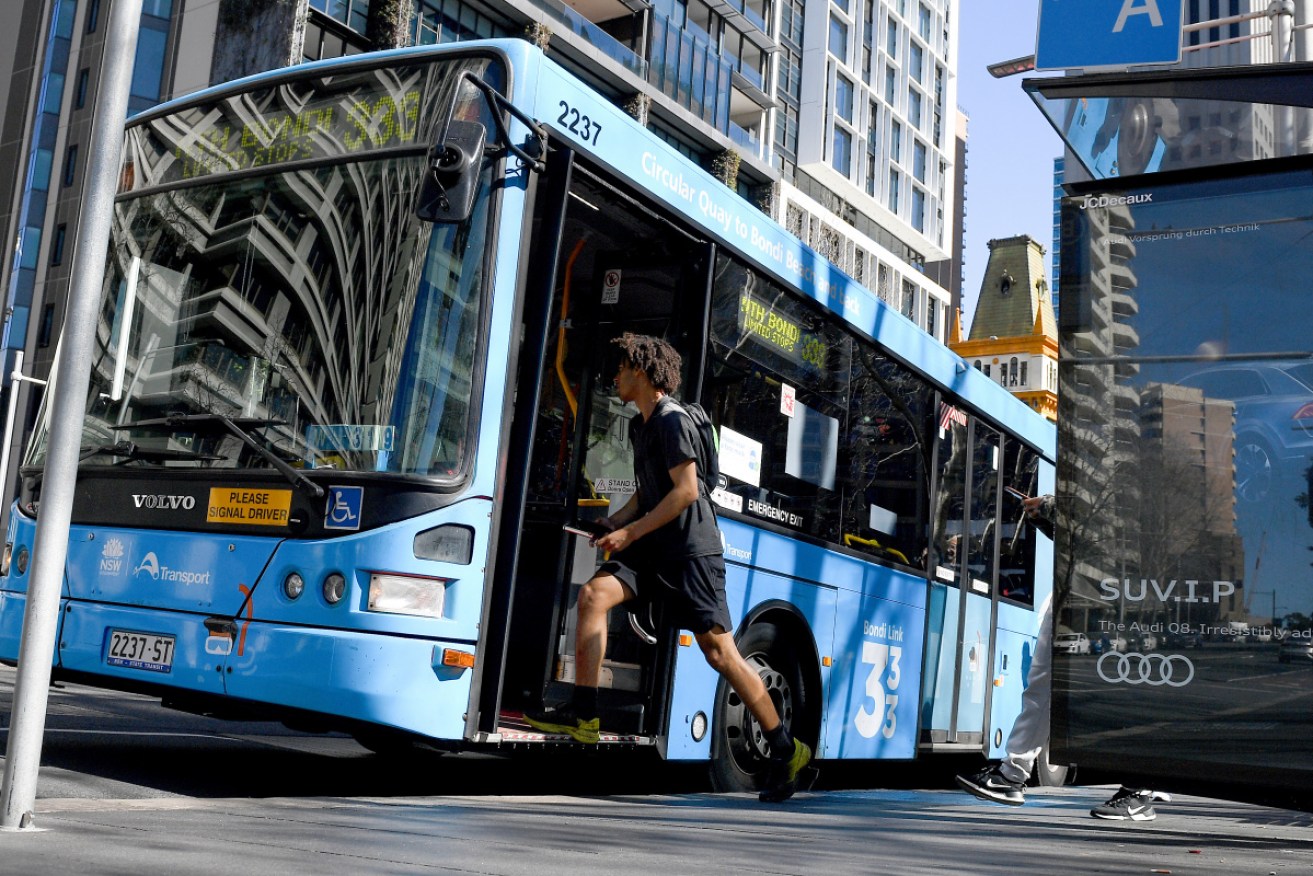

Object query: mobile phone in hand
[563,520,609,539]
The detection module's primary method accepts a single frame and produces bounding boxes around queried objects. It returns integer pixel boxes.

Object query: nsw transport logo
[99,538,126,575]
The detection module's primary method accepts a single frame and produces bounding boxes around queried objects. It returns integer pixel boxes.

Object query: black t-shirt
[626,396,722,559]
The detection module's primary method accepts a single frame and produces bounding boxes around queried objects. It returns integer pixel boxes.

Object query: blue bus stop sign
[1036,0,1183,70]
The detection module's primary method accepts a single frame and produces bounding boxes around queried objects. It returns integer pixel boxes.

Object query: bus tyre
[1033,746,1071,787]
[710,621,806,794]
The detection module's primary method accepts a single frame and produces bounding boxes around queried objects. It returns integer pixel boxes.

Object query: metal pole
[0,0,141,831]
[1272,1,1296,155]
[1295,0,1313,154]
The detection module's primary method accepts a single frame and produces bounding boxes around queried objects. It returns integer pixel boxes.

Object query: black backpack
[668,400,720,498]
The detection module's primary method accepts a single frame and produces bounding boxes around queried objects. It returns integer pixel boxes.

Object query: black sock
[572,685,598,721]
[765,723,793,759]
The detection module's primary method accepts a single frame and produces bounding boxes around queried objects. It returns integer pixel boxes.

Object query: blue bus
[0,40,1054,791]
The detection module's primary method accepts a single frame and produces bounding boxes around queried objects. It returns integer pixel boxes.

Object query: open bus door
[478,145,712,745]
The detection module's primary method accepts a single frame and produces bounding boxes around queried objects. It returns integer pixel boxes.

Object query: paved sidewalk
[3,784,1310,875]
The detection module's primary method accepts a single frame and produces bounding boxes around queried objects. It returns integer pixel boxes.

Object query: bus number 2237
[557,100,602,145]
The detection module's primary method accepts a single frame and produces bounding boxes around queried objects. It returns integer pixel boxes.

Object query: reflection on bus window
[930,408,968,582]
[998,440,1039,606]
[967,425,1000,595]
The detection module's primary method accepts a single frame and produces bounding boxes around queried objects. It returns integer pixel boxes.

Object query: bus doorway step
[494,711,652,746]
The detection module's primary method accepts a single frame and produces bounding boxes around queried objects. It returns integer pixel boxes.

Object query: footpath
[2,783,1310,875]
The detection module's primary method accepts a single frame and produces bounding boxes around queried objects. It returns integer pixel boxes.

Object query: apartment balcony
[729,119,763,158]
[1109,234,1136,260]
[1109,261,1138,293]
[649,17,733,132]
[702,0,772,46]
[534,0,648,78]
[1110,291,1138,319]
[1112,320,1140,352]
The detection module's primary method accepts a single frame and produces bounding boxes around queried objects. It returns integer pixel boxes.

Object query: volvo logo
[1097,652,1195,687]
[132,493,196,510]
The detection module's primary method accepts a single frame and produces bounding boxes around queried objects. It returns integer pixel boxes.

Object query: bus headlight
[323,572,346,605]
[15,545,28,575]
[283,572,305,600]
[1,543,11,576]
[367,573,446,618]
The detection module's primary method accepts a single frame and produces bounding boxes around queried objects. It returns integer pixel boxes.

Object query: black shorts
[598,552,733,635]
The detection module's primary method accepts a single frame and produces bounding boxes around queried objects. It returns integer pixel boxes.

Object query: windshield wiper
[112,413,325,498]
[27,440,223,492]
[80,440,223,464]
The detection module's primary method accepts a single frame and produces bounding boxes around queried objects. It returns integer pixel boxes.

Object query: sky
[955,0,1065,330]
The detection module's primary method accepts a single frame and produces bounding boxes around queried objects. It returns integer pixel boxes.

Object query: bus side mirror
[416,120,486,224]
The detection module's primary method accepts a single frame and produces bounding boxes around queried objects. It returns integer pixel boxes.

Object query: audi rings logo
[1096,652,1195,687]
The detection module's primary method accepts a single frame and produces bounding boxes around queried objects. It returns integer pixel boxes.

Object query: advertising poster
[1053,157,1313,802]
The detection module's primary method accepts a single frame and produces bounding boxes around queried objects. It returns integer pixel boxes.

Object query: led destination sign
[738,292,827,370]
[169,90,423,180]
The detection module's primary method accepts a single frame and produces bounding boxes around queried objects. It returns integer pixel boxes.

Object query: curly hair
[611,333,682,394]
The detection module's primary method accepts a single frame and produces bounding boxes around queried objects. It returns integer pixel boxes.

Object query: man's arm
[600,493,642,530]
[595,459,698,553]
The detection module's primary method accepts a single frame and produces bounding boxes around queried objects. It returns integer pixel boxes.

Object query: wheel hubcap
[724,652,795,767]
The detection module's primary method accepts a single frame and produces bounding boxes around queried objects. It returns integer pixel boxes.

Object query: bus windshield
[25,53,505,480]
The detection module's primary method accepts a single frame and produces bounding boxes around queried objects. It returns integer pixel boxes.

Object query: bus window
[997,440,1040,606]
[966,424,1001,595]
[930,403,968,583]
[706,254,851,545]
[842,350,932,567]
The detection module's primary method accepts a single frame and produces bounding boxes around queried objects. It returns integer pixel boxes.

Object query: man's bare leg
[575,572,633,687]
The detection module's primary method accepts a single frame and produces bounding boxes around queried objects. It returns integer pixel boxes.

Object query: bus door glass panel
[955,422,1001,738]
[705,252,852,545]
[921,402,967,738]
[998,441,1039,607]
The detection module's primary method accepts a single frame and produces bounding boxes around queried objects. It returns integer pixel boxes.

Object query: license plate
[106,629,175,673]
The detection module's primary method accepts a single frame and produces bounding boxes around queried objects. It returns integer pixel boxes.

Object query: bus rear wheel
[709,621,806,793]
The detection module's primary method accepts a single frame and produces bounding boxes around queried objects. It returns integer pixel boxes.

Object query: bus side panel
[953,591,993,735]
[826,584,925,759]
[0,592,43,665]
[920,582,958,734]
[664,560,837,761]
[229,624,471,738]
[986,625,1034,758]
[0,511,39,662]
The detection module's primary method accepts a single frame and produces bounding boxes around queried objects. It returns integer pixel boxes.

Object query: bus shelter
[1026,64,1313,808]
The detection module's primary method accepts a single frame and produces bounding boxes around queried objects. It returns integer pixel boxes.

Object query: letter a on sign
[1114,0,1163,32]
[1036,0,1183,70]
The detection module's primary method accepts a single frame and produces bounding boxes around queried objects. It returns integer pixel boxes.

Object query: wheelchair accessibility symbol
[325,486,364,530]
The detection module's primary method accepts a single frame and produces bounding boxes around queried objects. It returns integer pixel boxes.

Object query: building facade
[951,234,1058,422]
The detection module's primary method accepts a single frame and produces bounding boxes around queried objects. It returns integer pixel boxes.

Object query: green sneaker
[523,705,601,744]
[759,739,812,803]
